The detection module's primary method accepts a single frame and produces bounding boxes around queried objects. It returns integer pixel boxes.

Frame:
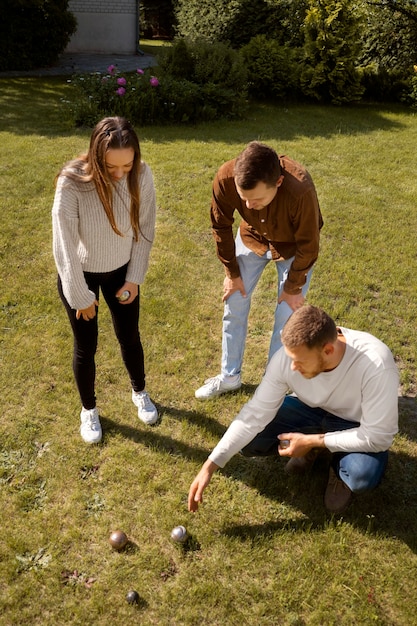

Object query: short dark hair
[234,141,281,189]
[281,305,338,350]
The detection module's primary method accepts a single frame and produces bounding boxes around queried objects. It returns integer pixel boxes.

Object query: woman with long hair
[52,116,158,443]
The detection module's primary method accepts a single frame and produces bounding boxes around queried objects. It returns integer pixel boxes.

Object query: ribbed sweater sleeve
[52,162,156,310]
[125,163,156,285]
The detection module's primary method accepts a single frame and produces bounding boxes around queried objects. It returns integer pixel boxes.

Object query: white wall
[66,0,138,54]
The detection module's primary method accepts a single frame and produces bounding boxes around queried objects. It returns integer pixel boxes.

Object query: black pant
[58,264,145,409]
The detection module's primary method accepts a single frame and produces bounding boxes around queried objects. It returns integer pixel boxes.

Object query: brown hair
[281,305,338,350]
[234,141,281,189]
[58,117,142,240]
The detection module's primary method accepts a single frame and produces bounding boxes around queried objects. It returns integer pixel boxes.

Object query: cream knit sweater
[52,161,156,310]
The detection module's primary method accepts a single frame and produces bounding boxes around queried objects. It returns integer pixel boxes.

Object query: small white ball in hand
[117,290,130,302]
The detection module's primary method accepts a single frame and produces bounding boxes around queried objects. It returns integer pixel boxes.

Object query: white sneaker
[132,390,158,425]
[195,375,241,399]
[80,407,102,444]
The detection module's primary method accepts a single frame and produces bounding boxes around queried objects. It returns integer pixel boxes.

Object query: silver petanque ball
[279,439,291,449]
[117,290,131,302]
[126,590,140,605]
[170,525,188,543]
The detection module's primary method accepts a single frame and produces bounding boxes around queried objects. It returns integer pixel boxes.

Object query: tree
[139,0,176,40]
[0,0,76,71]
[359,0,417,71]
[175,0,308,48]
[368,0,417,23]
[300,0,364,104]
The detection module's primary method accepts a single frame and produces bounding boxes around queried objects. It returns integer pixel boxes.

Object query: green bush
[66,44,248,127]
[360,65,410,103]
[398,65,417,108]
[66,67,166,127]
[300,0,364,105]
[0,0,76,71]
[175,0,242,44]
[174,0,308,48]
[358,1,417,76]
[408,67,417,108]
[158,38,248,119]
[157,38,194,80]
[157,38,248,94]
[218,0,288,48]
[240,35,300,100]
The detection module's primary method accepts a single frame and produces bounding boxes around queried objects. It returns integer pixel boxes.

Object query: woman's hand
[76,300,99,321]
[116,281,138,305]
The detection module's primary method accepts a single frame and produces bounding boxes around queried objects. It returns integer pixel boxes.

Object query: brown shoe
[324,467,353,514]
[284,448,321,476]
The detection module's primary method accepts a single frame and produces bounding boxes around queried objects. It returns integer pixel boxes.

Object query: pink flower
[117,77,126,86]
[150,76,159,87]
[137,68,144,75]
[107,65,116,75]
[116,87,126,96]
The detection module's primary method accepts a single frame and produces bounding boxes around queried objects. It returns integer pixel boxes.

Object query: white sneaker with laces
[80,407,102,444]
[195,374,241,399]
[132,390,158,425]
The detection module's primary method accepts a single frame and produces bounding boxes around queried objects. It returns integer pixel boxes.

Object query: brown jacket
[210,155,323,294]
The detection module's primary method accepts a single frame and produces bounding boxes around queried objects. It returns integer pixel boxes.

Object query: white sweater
[52,162,156,310]
[209,327,399,468]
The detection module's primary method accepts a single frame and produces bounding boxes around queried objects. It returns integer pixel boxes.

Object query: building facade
[66,0,139,53]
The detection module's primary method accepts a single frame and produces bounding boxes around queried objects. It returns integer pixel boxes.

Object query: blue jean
[241,396,388,494]
[221,230,313,377]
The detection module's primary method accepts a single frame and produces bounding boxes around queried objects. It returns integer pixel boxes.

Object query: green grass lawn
[1,77,417,625]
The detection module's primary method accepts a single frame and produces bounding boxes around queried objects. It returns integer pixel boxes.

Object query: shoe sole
[195,384,242,400]
[81,434,102,444]
[138,415,159,425]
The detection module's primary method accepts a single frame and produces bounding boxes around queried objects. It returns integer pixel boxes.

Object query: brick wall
[66,0,138,53]
[68,0,136,14]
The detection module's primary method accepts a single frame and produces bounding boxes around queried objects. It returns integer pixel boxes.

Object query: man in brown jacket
[195,141,323,399]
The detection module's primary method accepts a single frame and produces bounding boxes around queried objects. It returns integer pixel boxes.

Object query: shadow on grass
[99,404,226,465]
[398,396,417,440]
[0,76,411,141]
[220,403,417,555]
[206,397,417,553]
[0,78,76,137]
[100,396,417,552]
[221,446,417,554]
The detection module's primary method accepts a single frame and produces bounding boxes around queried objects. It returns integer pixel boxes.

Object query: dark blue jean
[58,264,145,409]
[241,396,388,494]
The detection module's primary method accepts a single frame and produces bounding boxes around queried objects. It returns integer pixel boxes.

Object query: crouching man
[188,305,399,515]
